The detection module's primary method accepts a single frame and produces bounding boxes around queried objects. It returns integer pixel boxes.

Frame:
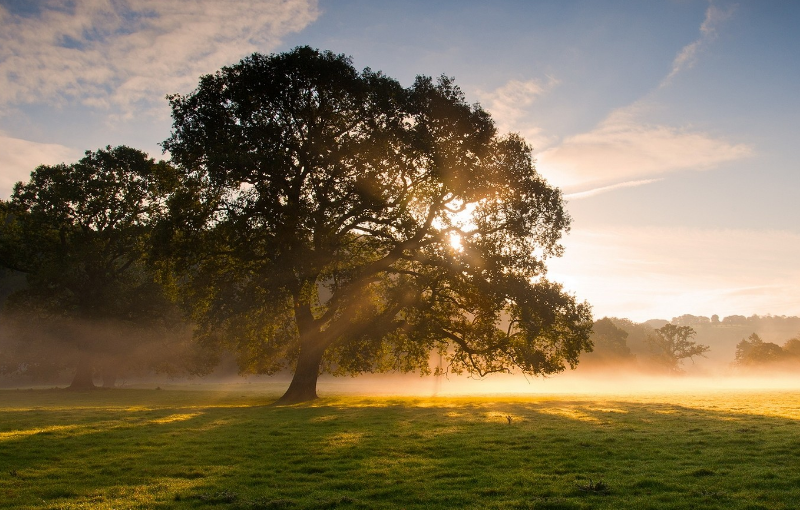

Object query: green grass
[2,386,800,509]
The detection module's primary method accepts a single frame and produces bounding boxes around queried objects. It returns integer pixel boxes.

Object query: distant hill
[665,315,800,366]
[600,315,800,372]
[644,319,669,329]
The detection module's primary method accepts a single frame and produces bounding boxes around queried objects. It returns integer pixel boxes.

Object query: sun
[449,232,464,251]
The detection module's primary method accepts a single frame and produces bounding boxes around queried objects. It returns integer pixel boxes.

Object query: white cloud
[0,135,82,199]
[476,77,559,150]
[664,3,735,83]
[668,40,701,82]
[0,0,319,118]
[532,4,746,191]
[563,178,663,200]
[548,226,800,323]
[536,105,752,189]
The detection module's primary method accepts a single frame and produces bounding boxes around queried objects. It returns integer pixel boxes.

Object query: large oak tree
[162,46,592,403]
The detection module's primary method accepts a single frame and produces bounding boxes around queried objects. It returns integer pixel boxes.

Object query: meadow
[2,384,800,509]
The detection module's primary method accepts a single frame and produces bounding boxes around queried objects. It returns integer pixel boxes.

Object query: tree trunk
[274,341,326,405]
[68,357,96,390]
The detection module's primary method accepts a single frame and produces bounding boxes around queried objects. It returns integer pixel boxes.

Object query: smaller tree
[782,337,800,358]
[0,146,189,389]
[580,317,634,368]
[734,333,785,366]
[647,323,709,373]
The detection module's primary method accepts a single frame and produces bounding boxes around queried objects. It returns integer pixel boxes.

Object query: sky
[0,0,797,323]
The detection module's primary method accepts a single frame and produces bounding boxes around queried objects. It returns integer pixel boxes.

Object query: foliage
[0,146,191,387]
[672,314,712,326]
[577,317,800,373]
[669,314,800,333]
[646,323,709,373]
[783,337,800,357]
[735,333,784,366]
[580,317,633,365]
[734,333,800,368]
[161,46,592,402]
[2,388,800,509]
[607,318,654,357]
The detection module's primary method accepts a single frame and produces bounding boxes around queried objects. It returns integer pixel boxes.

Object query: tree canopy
[0,146,187,388]
[647,323,709,373]
[734,333,800,368]
[580,317,633,367]
[162,46,592,403]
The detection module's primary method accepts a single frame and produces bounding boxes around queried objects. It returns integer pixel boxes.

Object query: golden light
[443,201,479,253]
[448,232,464,251]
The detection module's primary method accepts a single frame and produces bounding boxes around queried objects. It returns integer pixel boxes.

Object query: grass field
[2,385,800,509]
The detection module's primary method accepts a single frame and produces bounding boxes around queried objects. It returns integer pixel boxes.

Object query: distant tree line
[582,316,800,374]
[670,313,800,329]
[580,318,709,374]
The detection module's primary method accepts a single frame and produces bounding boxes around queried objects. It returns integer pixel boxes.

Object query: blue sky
[0,0,797,322]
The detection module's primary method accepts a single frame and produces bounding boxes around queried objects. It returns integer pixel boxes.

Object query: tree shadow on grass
[1,391,800,509]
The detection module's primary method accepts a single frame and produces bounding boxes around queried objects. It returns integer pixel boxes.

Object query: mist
[52,367,800,400]
[0,308,197,389]
[3,303,799,399]
[313,370,800,398]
